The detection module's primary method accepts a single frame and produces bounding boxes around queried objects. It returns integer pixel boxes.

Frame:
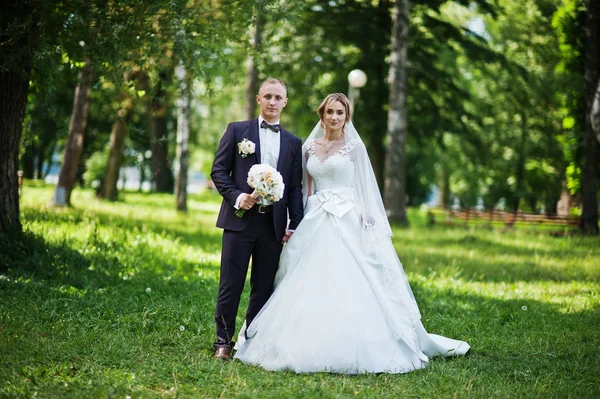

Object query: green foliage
[429,0,574,211]
[13,0,598,217]
[20,1,270,195]
[241,0,506,196]
[1,184,599,397]
[83,147,109,190]
[552,0,586,196]
[19,61,76,179]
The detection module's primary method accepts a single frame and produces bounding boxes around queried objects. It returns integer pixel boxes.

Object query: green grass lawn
[1,184,599,398]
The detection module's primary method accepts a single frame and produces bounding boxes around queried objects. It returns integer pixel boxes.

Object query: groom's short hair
[259,78,287,95]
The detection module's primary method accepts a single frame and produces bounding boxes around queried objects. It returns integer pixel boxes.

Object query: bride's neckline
[316,136,345,155]
[309,139,351,163]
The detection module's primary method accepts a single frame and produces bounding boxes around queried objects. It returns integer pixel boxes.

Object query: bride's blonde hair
[317,93,353,128]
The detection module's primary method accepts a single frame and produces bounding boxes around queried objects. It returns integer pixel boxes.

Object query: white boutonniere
[237,138,256,158]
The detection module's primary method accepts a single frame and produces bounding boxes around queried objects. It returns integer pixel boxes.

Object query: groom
[210,78,304,360]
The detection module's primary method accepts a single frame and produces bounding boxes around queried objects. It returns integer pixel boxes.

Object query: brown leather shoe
[214,346,232,361]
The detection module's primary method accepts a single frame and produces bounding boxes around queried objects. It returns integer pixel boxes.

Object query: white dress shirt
[258,115,281,169]
[235,117,281,208]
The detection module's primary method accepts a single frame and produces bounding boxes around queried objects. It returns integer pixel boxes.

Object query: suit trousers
[214,209,283,349]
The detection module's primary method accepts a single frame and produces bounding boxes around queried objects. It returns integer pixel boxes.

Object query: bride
[234,93,469,374]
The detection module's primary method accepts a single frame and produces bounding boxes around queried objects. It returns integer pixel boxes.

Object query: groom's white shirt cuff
[234,194,244,210]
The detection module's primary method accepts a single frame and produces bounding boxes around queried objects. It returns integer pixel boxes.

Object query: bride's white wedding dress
[234,133,469,374]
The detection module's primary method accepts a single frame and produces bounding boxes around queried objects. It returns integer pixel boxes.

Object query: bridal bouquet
[235,164,285,218]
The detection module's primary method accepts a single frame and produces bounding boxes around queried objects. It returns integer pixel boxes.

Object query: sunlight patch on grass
[411,272,598,313]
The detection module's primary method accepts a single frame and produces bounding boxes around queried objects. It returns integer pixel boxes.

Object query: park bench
[427,207,580,230]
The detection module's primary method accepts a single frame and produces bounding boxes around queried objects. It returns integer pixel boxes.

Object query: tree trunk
[139,162,146,192]
[245,57,259,120]
[512,113,528,212]
[21,145,36,179]
[439,162,451,209]
[0,0,39,234]
[371,0,391,190]
[99,89,135,201]
[592,75,600,137]
[0,69,30,234]
[244,10,264,120]
[371,136,386,192]
[150,69,174,193]
[556,180,572,216]
[175,63,190,212]
[384,0,410,226]
[581,0,599,234]
[53,59,93,206]
[545,198,559,217]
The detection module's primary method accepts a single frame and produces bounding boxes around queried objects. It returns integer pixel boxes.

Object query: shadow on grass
[400,249,595,284]
[410,280,600,370]
[109,190,221,215]
[10,204,597,296]
[22,202,223,250]
[0,230,137,300]
[0,228,224,341]
[168,283,599,398]
[4,207,222,293]
[426,232,591,258]
[1,223,599,397]
[393,229,599,284]
[1,231,90,275]
[396,223,595,253]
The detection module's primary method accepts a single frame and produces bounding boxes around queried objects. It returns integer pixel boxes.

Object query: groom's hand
[282,229,293,244]
[239,193,258,210]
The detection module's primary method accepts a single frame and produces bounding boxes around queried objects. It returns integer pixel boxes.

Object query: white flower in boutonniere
[237,138,256,158]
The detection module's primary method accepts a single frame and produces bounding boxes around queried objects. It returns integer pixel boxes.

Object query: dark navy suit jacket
[210,119,304,242]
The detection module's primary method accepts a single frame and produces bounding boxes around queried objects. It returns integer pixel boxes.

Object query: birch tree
[149,68,175,193]
[53,59,94,206]
[245,7,265,120]
[384,0,410,226]
[99,71,138,200]
[174,63,190,213]
[592,76,600,135]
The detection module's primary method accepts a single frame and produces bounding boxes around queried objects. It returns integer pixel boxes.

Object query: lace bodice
[306,139,358,191]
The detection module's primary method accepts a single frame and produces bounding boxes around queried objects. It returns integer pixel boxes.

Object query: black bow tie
[261,120,280,133]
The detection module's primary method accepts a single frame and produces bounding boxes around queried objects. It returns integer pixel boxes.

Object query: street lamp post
[347,69,367,110]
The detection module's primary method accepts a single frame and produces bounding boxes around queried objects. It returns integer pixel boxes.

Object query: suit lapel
[249,118,261,164]
[276,128,289,171]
